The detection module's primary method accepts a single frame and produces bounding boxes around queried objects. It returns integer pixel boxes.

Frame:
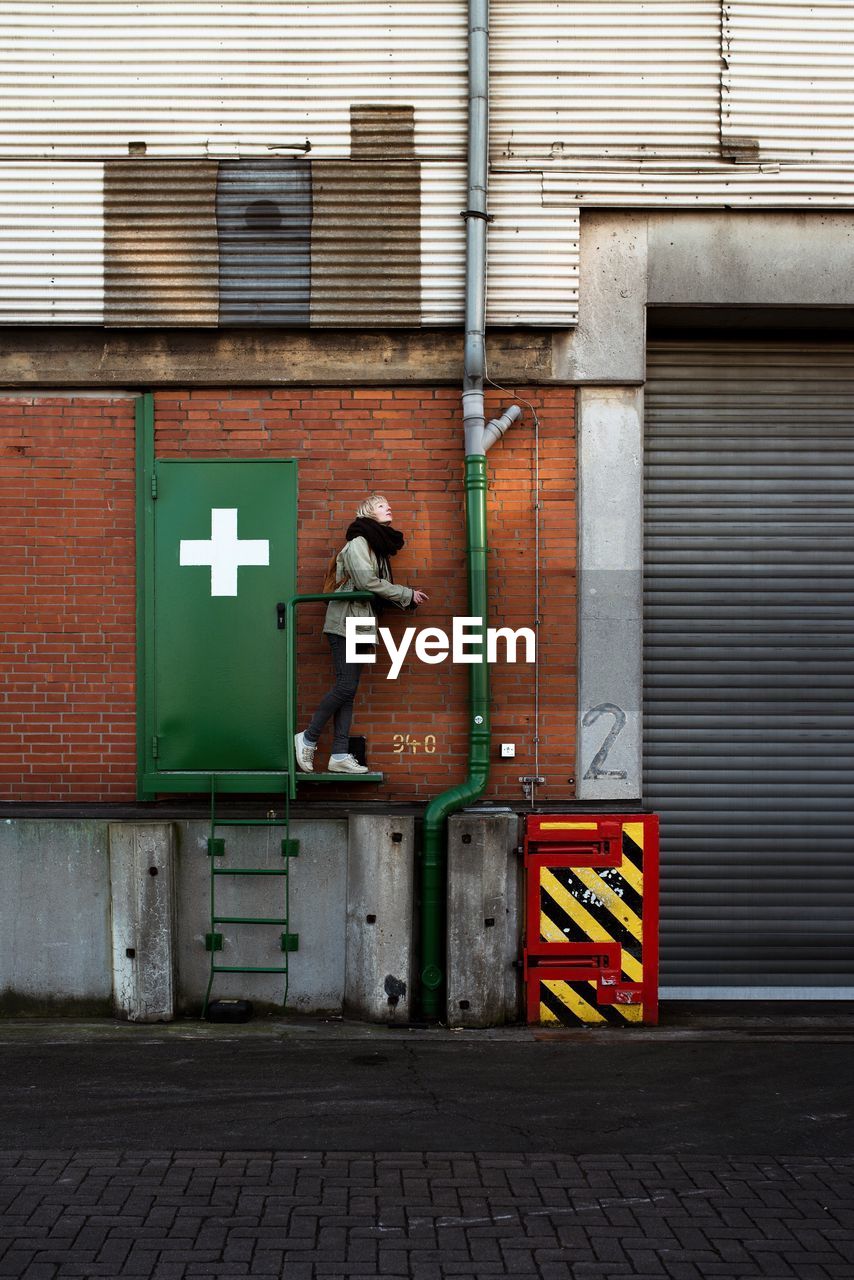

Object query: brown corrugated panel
[310,160,420,327]
[104,161,219,326]
[350,104,416,159]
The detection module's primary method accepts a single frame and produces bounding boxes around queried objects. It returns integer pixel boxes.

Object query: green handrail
[284,591,373,799]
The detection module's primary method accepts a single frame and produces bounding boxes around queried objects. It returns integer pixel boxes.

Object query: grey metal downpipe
[462,0,490,458]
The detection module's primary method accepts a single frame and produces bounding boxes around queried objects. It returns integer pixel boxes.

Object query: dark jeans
[305,633,364,756]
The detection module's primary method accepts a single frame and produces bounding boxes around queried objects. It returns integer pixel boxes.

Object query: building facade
[1,1,853,1015]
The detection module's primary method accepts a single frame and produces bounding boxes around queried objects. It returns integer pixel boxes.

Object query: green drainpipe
[418,0,521,1019]
[420,454,491,1013]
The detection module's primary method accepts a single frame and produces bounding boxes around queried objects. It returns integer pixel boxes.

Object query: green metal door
[148,459,297,785]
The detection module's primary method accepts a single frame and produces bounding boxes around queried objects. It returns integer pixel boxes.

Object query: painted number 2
[582,703,627,780]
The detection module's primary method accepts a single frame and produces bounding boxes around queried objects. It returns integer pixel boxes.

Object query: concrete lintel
[648,211,854,306]
[446,812,522,1028]
[108,823,177,1022]
[344,815,415,1024]
[577,386,643,801]
[0,328,555,388]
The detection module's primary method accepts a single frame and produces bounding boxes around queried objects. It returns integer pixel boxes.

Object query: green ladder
[202,591,386,1015]
[202,777,300,1018]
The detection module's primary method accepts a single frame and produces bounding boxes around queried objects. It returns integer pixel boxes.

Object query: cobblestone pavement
[1,1151,852,1280]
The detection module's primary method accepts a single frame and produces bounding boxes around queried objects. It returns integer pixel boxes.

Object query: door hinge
[151,735,159,759]
[150,472,158,500]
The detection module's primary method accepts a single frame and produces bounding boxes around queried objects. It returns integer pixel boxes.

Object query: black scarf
[345,517,405,576]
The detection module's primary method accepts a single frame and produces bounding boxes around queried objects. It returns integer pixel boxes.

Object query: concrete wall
[0,819,113,1014]
[110,822,177,1021]
[446,812,522,1028]
[174,818,349,1015]
[1,813,530,1023]
[0,816,404,1019]
[344,815,415,1024]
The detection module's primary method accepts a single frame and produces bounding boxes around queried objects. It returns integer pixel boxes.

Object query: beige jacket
[323,535,414,637]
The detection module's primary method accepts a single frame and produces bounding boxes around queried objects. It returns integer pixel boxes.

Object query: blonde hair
[355,493,388,520]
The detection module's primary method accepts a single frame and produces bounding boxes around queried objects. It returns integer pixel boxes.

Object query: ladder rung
[212,867,288,876]
[212,965,290,974]
[213,915,288,925]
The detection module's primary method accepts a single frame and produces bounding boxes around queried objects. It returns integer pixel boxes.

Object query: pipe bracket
[460,208,495,222]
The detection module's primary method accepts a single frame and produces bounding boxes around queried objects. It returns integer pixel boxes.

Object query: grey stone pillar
[577,386,644,801]
[109,823,177,1022]
[344,815,415,1023]
[446,812,522,1028]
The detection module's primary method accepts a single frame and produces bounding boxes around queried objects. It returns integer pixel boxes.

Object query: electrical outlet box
[501,743,516,758]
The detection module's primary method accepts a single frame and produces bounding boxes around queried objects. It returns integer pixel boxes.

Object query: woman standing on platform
[294,494,428,774]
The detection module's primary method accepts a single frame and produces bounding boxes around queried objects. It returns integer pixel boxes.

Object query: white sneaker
[327,753,369,774]
[294,731,316,772]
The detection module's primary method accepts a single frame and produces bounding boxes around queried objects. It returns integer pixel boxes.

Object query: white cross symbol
[179,508,269,597]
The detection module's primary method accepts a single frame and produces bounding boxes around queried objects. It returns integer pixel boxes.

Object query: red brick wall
[157,387,577,804]
[0,395,137,800]
[1,386,576,805]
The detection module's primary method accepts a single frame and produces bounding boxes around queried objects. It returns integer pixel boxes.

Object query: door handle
[276,602,286,630]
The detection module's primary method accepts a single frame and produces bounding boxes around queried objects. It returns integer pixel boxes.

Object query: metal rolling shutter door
[644,343,854,997]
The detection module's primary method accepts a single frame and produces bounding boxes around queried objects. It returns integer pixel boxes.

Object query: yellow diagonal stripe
[542,867,614,944]
[543,979,607,1025]
[541,867,643,983]
[572,867,643,942]
[618,854,644,898]
[623,821,645,850]
[539,906,567,945]
[612,1001,644,1023]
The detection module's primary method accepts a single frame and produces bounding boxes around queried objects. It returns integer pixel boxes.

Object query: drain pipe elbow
[483,403,522,452]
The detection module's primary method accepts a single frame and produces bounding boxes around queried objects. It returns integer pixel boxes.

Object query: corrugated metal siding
[644,342,854,993]
[0,1,467,160]
[419,162,465,324]
[0,163,103,323]
[490,0,723,163]
[487,174,579,324]
[723,1,854,163]
[217,160,312,326]
[104,161,219,326]
[310,160,421,326]
[543,168,854,207]
[421,164,580,325]
[0,160,578,327]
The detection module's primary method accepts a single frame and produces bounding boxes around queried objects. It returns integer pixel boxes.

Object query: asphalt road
[2,1021,853,1155]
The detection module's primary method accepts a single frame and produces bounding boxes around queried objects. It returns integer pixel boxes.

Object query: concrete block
[554,210,648,385]
[0,819,112,1014]
[446,812,522,1028]
[173,818,348,1016]
[108,823,177,1022]
[345,815,415,1023]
